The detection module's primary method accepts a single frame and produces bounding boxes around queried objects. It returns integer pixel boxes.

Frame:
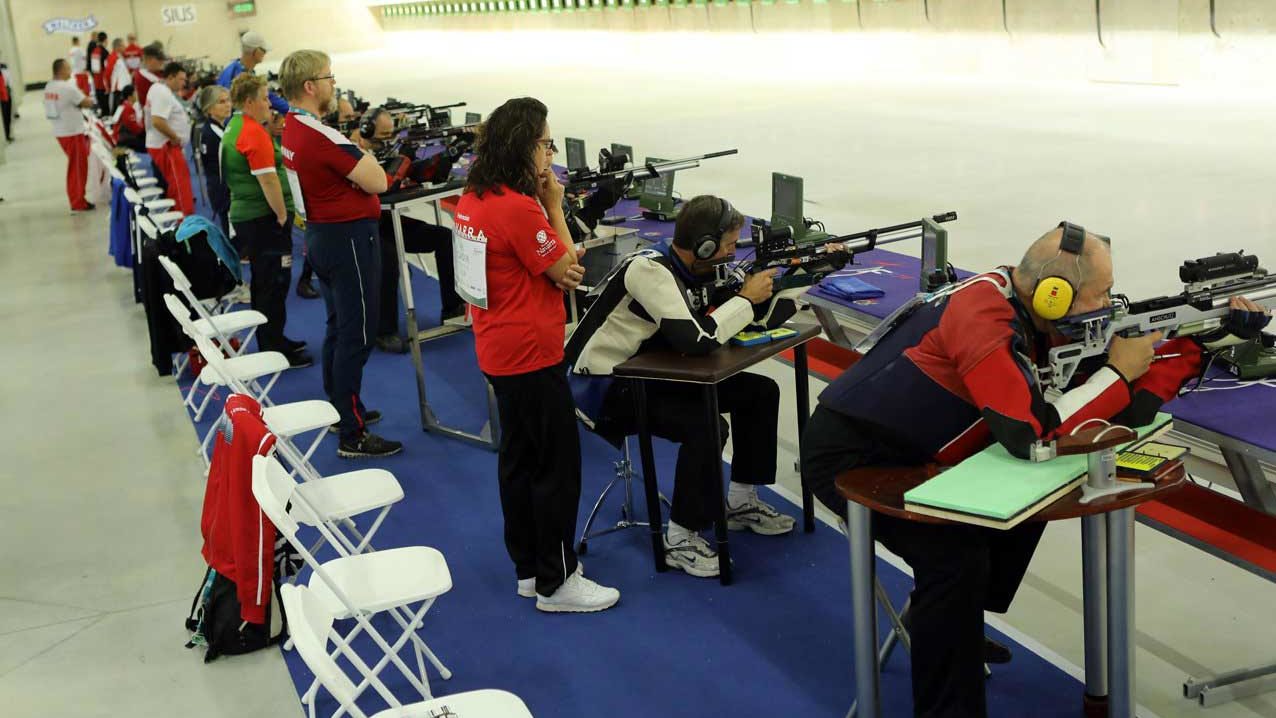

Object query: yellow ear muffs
[1033,275,1076,320]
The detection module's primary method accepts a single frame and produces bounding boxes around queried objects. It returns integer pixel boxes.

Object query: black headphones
[692,198,736,260]
[359,106,386,142]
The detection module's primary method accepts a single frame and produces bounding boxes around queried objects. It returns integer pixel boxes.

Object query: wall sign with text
[162,5,199,26]
[42,15,99,34]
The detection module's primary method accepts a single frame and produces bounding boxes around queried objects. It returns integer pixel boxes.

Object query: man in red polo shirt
[280,49,400,459]
[132,44,164,106]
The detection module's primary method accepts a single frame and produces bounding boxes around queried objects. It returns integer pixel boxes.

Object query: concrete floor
[2,26,1276,717]
[0,93,301,718]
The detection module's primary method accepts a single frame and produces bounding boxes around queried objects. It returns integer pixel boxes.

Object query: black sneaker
[375,334,409,354]
[286,349,314,369]
[337,431,403,459]
[329,409,381,434]
[984,636,1013,665]
[283,337,308,353]
[296,279,319,299]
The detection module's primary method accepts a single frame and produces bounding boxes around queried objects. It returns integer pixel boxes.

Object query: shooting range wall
[372,0,1276,88]
[10,0,377,89]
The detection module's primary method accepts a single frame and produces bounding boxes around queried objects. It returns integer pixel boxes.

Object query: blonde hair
[229,72,267,108]
[278,49,330,102]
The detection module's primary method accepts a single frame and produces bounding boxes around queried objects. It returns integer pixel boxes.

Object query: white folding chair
[253,458,454,718]
[126,190,183,229]
[157,254,264,358]
[280,584,531,718]
[164,295,285,423]
[189,329,338,473]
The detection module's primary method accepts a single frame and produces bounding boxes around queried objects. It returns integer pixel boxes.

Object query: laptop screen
[641,157,673,197]
[771,173,804,233]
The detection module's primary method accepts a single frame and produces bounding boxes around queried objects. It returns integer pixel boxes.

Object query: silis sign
[162,4,199,26]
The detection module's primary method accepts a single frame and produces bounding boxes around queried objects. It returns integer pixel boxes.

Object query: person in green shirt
[223,73,312,368]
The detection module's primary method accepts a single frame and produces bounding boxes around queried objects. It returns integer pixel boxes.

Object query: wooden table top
[834,462,1187,525]
[612,324,821,384]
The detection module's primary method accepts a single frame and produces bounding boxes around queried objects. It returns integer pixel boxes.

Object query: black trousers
[233,213,293,353]
[305,218,381,439]
[1,98,12,141]
[801,405,1045,718]
[95,89,111,115]
[486,363,582,597]
[596,372,779,531]
[377,213,463,335]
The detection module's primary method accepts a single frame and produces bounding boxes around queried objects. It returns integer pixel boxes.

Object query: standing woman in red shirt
[454,98,619,613]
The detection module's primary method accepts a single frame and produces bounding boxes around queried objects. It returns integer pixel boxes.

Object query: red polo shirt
[281,110,380,224]
[455,186,568,376]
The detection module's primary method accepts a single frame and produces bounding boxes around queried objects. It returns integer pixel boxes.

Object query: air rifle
[716,212,958,292]
[1042,251,1276,391]
[563,149,739,193]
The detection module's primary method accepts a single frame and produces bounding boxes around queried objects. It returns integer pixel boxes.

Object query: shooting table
[1164,376,1276,706]
[612,324,822,586]
[380,180,499,450]
[837,457,1187,717]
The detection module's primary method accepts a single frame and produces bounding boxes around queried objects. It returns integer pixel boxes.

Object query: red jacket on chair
[201,394,278,625]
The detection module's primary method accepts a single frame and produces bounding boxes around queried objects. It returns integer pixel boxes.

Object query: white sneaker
[517,561,583,598]
[727,494,796,536]
[663,531,721,578]
[535,571,619,613]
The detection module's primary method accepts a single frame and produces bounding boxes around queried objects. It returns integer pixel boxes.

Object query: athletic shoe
[283,337,308,353]
[296,279,319,299]
[984,636,1013,664]
[329,410,382,434]
[286,349,314,369]
[375,334,409,354]
[727,495,796,536]
[518,561,584,598]
[663,531,720,578]
[534,571,619,613]
[71,203,95,213]
[337,430,402,459]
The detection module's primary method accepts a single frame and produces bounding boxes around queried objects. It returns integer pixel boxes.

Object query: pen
[1152,353,1183,361]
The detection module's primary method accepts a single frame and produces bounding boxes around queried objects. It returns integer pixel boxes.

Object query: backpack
[184,567,286,663]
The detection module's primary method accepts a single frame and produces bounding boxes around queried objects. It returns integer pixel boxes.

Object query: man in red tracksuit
[801,223,1270,717]
[44,59,95,212]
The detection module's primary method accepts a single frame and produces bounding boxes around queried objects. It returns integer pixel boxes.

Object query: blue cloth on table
[109,178,134,268]
[176,215,242,283]
[819,273,885,301]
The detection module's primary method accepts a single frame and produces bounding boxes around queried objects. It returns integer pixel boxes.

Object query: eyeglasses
[309,75,336,83]
[536,138,558,154]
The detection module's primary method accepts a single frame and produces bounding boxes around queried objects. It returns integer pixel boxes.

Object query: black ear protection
[1031,221,1088,321]
[359,106,386,141]
[693,198,736,260]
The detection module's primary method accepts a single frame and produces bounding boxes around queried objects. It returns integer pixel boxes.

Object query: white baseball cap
[241,31,270,52]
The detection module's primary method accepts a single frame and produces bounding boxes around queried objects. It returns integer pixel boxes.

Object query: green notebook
[903,414,1173,529]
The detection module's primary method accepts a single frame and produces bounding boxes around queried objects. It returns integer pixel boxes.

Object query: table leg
[393,208,431,431]
[634,381,666,573]
[794,343,815,533]
[706,384,732,586]
[848,501,879,717]
[1080,514,1109,711]
[1221,448,1276,515]
[1106,507,1137,717]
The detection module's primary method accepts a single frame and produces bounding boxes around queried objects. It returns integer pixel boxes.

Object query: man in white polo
[45,59,95,212]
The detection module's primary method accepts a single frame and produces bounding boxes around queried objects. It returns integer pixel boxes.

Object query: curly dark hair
[464,97,548,199]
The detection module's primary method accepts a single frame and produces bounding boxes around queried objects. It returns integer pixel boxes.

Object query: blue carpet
[167,182,1087,717]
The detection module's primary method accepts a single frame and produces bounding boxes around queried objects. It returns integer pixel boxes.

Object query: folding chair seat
[158,255,263,358]
[166,297,285,423]
[280,584,531,718]
[253,458,453,716]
